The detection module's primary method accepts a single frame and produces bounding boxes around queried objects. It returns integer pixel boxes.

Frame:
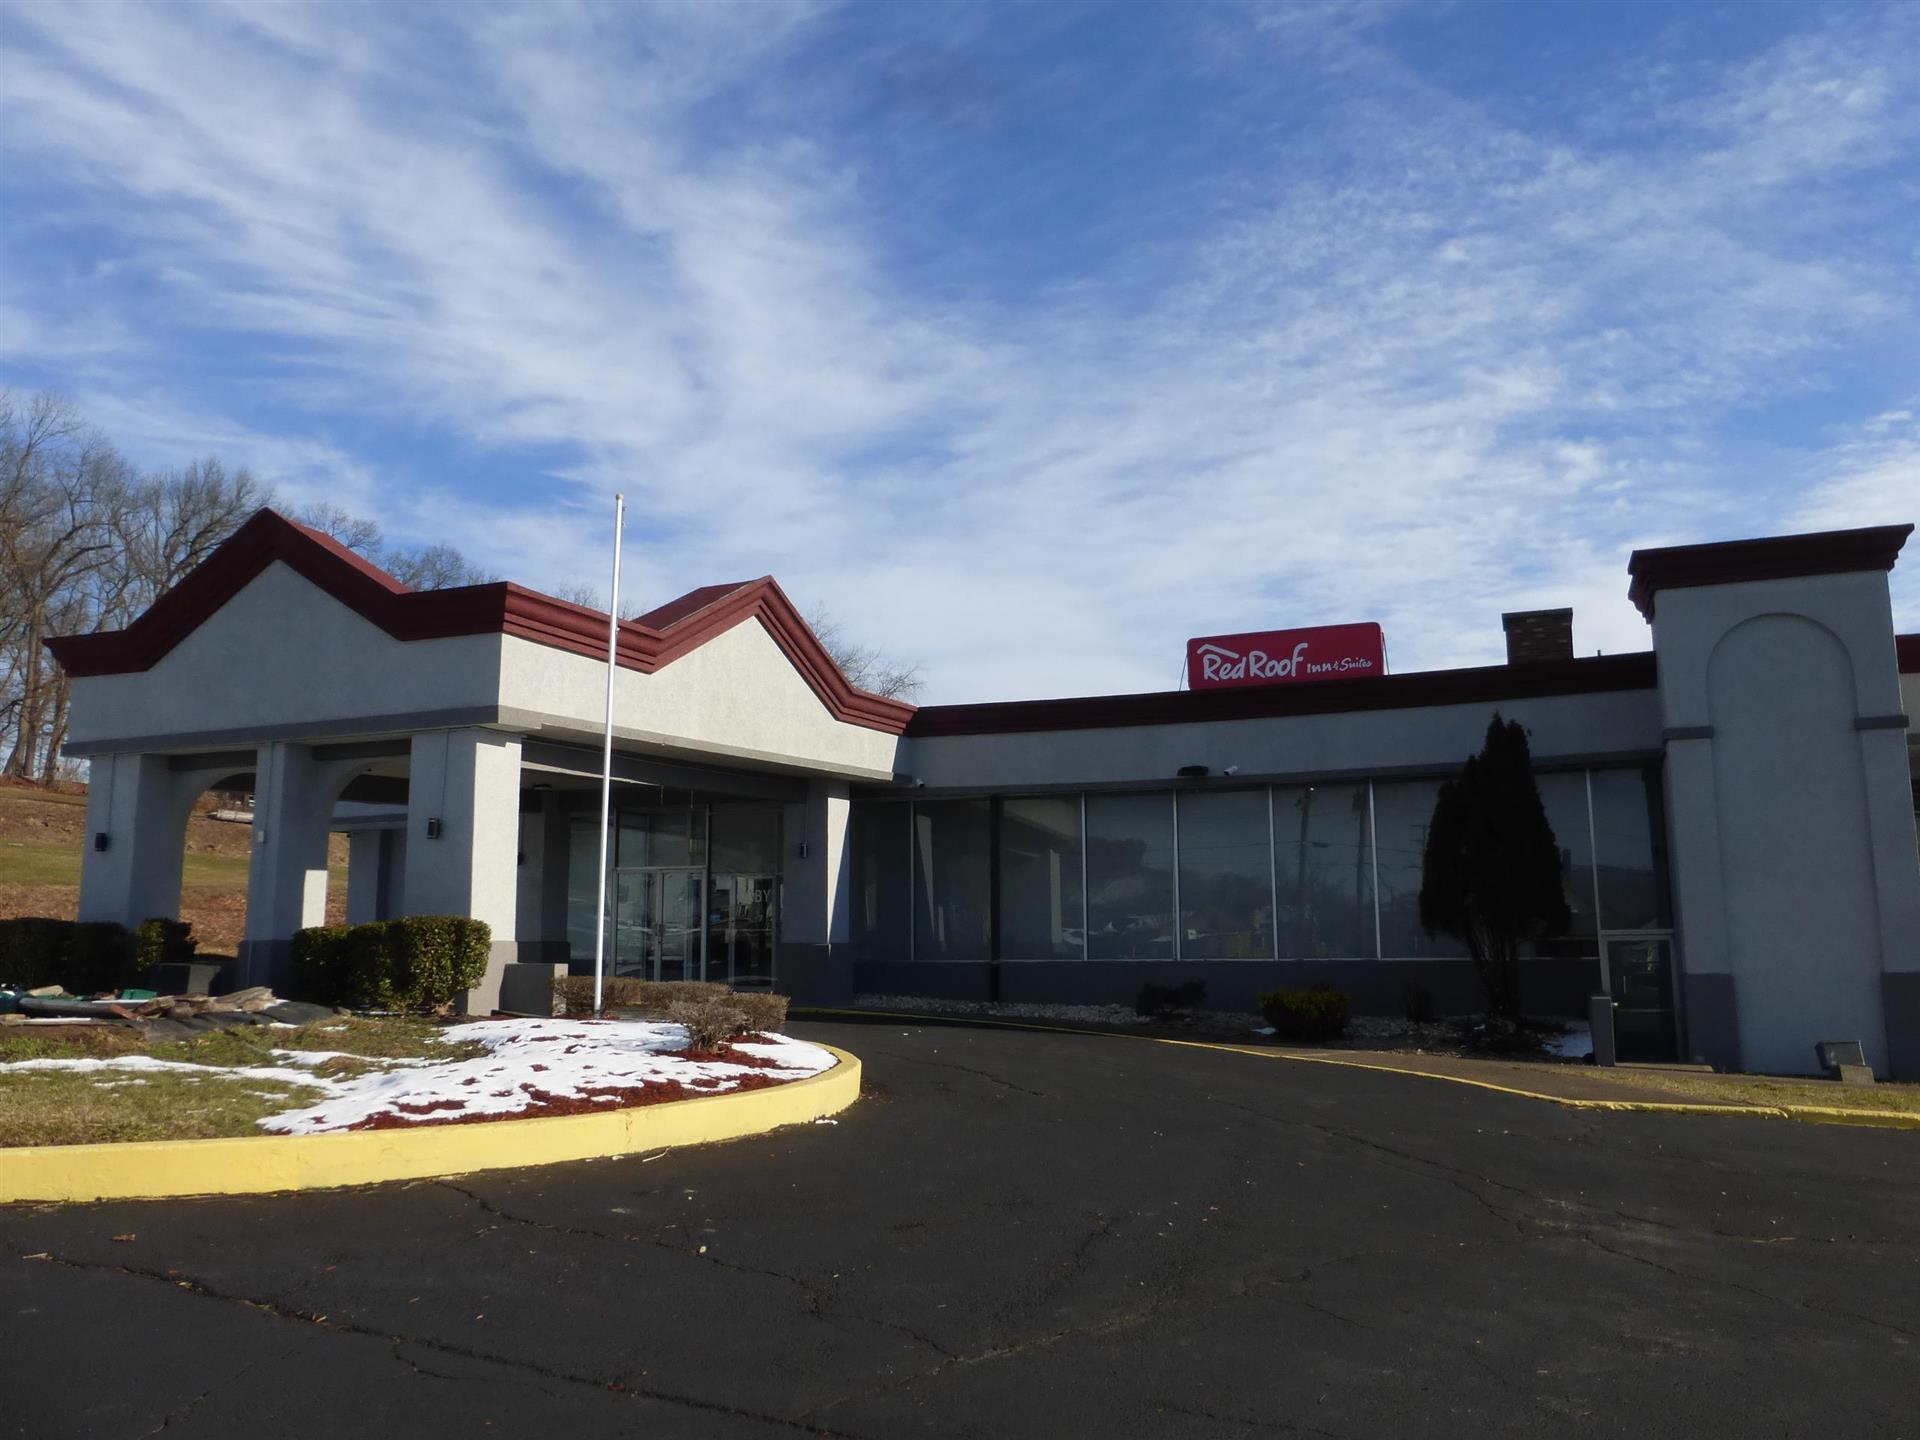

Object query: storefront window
[710,806,781,874]
[848,801,911,961]
[1086,793,1175,959]
[913,799,992,961]
[1273,782,1374,959]
[1177,790,1273,959]
[998,796,1084,959]
[1528,771,1599,960]
[1371,779,1470,958]
[565,815,604,962]
[617,805,704,869]
[1590,767,1670,930]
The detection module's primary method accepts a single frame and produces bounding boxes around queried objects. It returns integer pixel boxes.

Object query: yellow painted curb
[0,1045,861,1205]
[803,1008,1920,1132]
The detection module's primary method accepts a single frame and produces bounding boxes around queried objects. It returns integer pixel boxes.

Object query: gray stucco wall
[904,687,1662,792]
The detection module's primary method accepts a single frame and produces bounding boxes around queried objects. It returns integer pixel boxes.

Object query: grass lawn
[1590,1064,1920,1116]
[0,1016,484,1147]
[0,836,344,889]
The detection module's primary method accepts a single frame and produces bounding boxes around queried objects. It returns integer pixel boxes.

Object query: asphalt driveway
[4,1017,1917,1439]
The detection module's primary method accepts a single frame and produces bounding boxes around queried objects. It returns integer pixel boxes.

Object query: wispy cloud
[2,0,1914,698]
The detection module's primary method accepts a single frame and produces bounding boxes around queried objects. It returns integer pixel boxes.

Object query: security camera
[913,779,927,789]
[1223,765,1241,777]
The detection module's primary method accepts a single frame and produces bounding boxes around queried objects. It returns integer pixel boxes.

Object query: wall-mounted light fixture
[92,832,110,852]
[796,840,811,860]
[426,818,443,840]
[1176,765,1210,779]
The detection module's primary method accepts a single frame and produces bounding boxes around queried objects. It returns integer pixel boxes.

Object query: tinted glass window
[999,796,1085,959]
[1591,767,1670,930]
[913,799,992,961]
[1086,793,1175,960]
[1273,782,1374,959]
[848,802,910,961]
[710,806,781,874]
[1177,790,1273,959]
[1372,779,1470,958]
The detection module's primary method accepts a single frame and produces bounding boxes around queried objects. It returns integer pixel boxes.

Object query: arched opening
[171,771,351,981]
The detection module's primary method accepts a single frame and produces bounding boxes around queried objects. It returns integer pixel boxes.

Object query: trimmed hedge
[0,917,137,994]
[549,975,789,1037]
[133,917,197,974]
[1258,984,1351,1042]
[289,916,492,1011]
[290,924,354,1007]
[666,995,744,1052]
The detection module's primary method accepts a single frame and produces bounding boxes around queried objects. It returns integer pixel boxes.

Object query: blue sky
[2,0,1915,703]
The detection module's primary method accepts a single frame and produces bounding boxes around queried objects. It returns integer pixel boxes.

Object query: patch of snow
[263,1019,835,1134]
[3,1054,350,1089]
[1545,1023,1593,1060]
[1,1019,837,1135]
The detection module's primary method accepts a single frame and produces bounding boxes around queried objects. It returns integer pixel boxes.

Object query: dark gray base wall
[852,959,1602,1018]
[779,945,854,1008]
[1680,972,1740,1074]
[1883,973,1920,1082]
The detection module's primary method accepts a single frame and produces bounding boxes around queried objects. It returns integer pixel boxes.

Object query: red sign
[1187,623,1387,690]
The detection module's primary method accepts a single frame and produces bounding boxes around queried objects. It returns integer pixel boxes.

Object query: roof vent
[1502,608,1573,665]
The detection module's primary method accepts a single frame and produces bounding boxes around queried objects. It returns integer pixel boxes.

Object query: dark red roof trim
[906,652,1660,737]
[45,509,916,735]
[1627,524,1913,621]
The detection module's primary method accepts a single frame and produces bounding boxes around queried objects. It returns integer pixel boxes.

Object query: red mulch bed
[341,1068,799,1131]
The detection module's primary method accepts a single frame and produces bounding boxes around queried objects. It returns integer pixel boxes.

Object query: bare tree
[0,393,497,784]
[293,502,493,590]
[805,604,923,700]
[117,458,265,613]
[291,501,383,555]
[547,580,649,621]
[382,541,494,590]
[0,395,133,778]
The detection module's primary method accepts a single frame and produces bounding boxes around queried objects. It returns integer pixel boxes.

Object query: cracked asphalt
[5,1017,1918,1439]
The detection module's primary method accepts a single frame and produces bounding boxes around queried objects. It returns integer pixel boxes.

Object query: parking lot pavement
[5,1017,1918,1439]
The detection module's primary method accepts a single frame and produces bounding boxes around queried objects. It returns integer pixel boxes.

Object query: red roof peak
[45,508,912,734]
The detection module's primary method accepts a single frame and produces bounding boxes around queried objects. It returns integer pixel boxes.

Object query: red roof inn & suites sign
[1186,623,1387,690]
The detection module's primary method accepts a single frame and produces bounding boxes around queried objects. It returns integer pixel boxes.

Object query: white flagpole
[592,493,626,1017]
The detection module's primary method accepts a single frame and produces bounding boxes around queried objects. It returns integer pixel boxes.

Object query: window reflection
[999,796,1085,959]
[1177,790,1273,959]
[1086,793,1175,959]
[1273,783,1374,959]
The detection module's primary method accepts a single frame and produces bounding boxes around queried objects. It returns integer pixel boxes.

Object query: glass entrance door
[708,873,778,990]
[1604,932,1678,1062]
[612,869,706,982]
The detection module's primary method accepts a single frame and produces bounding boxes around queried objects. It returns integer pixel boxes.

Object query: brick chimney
[1502,608,1574,665]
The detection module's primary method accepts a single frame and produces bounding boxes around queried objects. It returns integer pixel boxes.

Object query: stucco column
[242,742,340,990]
[1645,557,1918,1077]
[1860,723,1920,1080]
[402,728,522,1013]
[778,779,852,1004]
[76,752,196,929]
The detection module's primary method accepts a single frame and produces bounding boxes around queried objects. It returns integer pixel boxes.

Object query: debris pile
[0,984,339,1035]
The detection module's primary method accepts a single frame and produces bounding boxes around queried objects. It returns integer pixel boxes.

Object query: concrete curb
[803,1009,1920,1132]
[0,1045,861,1205]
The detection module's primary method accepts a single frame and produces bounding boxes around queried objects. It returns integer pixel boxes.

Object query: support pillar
[779,779,852,1005]
[241,742,341,991]
[76,753,196,930]
[402,729,522,1014]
